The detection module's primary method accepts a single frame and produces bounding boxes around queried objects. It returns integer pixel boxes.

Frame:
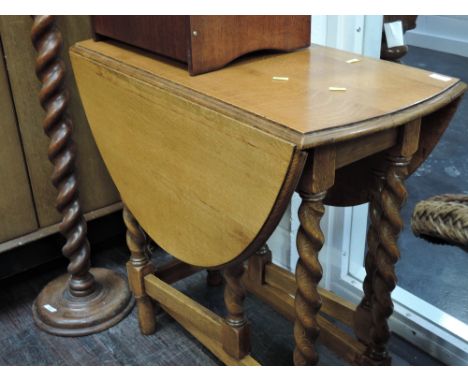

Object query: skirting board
[406,31,468,58]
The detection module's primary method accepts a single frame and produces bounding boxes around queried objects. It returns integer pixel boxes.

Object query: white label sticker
[384,21,404,48]
[43,304,57,313]
[429,73,452,82]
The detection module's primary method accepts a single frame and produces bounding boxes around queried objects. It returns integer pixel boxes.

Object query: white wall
[406,15,468,57]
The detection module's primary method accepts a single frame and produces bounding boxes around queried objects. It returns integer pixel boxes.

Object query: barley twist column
[31,15,133,336]
[32,15,94,297]
[294,191,326,366]
[367,154,410,363]
[354,170,386,345]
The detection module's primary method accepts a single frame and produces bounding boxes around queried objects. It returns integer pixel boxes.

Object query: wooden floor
[0,239,442,366]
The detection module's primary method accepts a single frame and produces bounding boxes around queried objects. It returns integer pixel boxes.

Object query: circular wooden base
[32,268,134,337]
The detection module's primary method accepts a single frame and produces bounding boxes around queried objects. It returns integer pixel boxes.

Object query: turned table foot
[222,261,251,359]
[123,205,157,335]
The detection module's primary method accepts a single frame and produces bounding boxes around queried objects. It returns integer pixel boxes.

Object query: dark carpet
[0,241,441,365]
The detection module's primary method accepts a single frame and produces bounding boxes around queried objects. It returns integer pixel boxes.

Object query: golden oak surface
[70,39,466,268]
[71,48,298,267]
[72,40,465,148]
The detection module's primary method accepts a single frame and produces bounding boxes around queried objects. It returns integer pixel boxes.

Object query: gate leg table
[70,40,465,365]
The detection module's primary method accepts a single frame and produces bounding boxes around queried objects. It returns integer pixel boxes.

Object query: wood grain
[123,205,156,335]
[334,128,398,169]
[0,202,122,255]
[365,120,421,364]
[326,100,464,207]
[92,16,189,63]
[92,16,310,75]
[0,16,119,228]
[144,274,259,366]
[261,263,356,328]
[242,269,366,364]
[155,259,200,285]
[293,147,336,365]
[0,35,38,242]
[188,16,311,75]
[31,14,95,298]
[222,262,250,359]
[71,49,299,268]
[71,39,465,149]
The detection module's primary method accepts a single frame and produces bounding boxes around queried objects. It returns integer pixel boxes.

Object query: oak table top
[70,40,465,267]
[72,39,465,149]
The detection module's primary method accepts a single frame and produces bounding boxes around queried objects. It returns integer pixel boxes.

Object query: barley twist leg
[354,171,385,344]
[294,191,326,366]
[367,155,410,363]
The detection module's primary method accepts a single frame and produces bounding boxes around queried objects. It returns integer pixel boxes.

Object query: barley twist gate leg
[354,169,386,345]
[294,190,326,365]
[293,146,335,366]
[367,154,410,364]
[358,120,420,365]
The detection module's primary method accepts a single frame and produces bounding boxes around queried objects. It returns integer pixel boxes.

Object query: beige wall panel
[0,37,38,242]
[0,16,119,227]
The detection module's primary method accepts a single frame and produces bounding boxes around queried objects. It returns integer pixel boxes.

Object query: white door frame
[331,204,468,365]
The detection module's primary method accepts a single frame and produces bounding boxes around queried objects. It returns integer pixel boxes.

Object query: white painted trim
[311,15,328,45]
[363,16,384,58]
[267,202,292,270]
[333,270,468,365]
[333,193,468,364]
[406,32,468,58]
[288,192,301,272]
[406,15,468,58]
[334,202,468,364]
